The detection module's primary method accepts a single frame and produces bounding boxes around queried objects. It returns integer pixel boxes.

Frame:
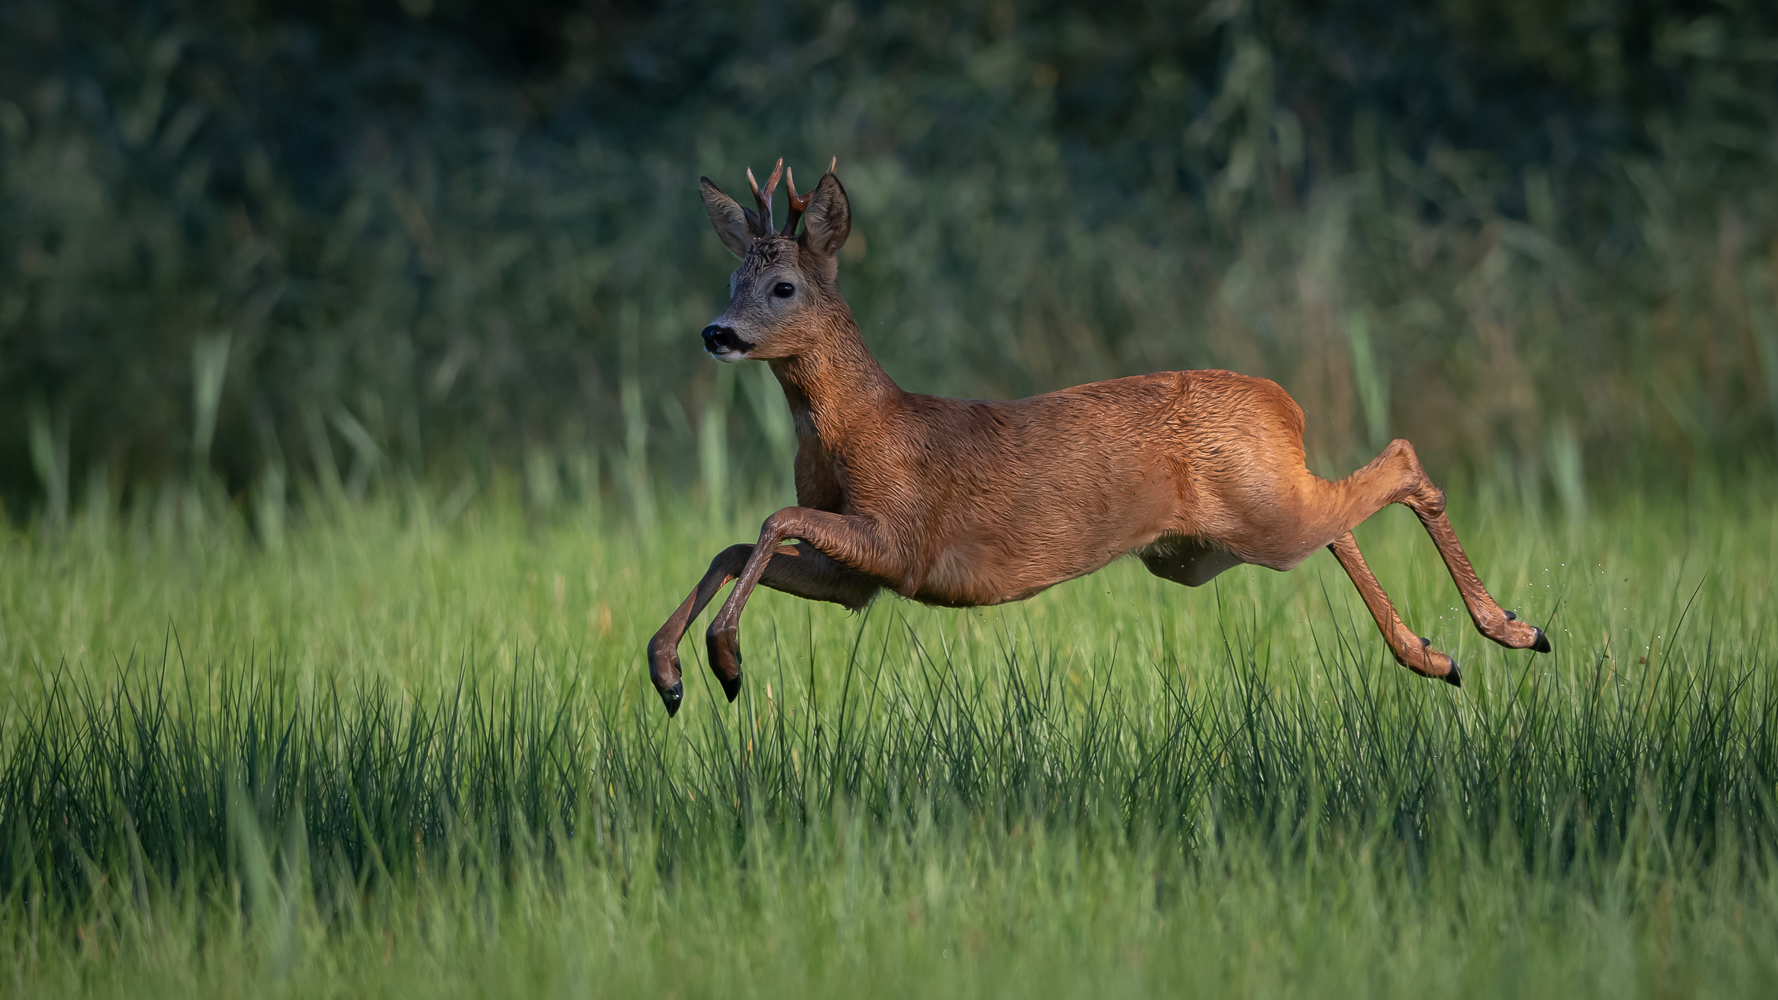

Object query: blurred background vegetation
[3,0,1776,532]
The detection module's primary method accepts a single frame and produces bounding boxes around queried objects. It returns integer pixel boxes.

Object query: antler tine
[746,158,785,235]
[780,157,840,236]
[782,166,814,236]
[745,167,764,233]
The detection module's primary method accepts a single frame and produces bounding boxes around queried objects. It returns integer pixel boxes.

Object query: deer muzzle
[701,324,753,361]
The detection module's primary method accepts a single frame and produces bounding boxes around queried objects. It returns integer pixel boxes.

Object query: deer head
[698,158,851,362]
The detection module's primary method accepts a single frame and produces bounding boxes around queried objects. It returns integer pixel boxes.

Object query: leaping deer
[647,158,1551,716]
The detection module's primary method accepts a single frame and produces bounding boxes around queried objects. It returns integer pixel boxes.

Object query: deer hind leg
[1327,532,1461,685]
[1408,503,1551,654]
[648,541,879,716]
[1305,439,1550,660]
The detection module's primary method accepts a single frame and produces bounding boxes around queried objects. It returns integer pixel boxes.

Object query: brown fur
[648,164,1551,715]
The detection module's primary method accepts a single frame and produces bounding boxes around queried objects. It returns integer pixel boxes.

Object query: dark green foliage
[3,1,1778,514]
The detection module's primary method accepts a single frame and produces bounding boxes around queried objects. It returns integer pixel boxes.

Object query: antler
[780,158,838,237]
[746,158,784,235]
[782,169,812,236]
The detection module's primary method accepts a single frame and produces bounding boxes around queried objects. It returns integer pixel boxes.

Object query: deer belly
[913,529,1132,608]
[906,457,1176,606]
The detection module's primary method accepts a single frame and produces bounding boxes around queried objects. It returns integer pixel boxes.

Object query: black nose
[702,324,751,355]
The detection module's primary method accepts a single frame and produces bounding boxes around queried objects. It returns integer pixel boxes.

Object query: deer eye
[772,282,796,299]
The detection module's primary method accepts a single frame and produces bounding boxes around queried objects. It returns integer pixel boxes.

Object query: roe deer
[647,158,1551,716]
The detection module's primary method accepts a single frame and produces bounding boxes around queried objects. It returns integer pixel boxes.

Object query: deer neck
[767,313,900,444]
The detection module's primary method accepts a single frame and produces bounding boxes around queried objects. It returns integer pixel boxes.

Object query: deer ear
[799,173,850,257]
[701,178,752,258]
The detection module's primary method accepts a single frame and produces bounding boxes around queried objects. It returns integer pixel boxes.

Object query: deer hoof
[1442,661,1462,688]
[1504,609,1517,621]
[648,639,684,714]
[706,626,744,700]
[1531,627,1552,654]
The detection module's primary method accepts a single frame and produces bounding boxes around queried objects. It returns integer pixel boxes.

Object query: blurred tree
[2,0,1774,519]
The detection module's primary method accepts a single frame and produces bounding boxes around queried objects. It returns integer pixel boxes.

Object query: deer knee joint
[711,543,751,571]
[760,511,795,540]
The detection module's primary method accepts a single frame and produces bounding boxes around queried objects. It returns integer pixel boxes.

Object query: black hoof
[660,681,684,717]
[1531,627,1552,654]
[1504,610,1517,621]
[719,672,743,702]
[1442,662,1462,688]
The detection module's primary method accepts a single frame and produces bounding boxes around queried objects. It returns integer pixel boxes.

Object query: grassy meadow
[2,476,1776,997]
[6,2,1778,996]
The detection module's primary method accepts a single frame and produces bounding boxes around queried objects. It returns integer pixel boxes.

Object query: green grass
[2,480,1777,997]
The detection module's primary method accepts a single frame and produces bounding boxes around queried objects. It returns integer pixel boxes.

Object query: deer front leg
[649,545,750,715]
[649,541,882,715]
[704,508,901,703]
